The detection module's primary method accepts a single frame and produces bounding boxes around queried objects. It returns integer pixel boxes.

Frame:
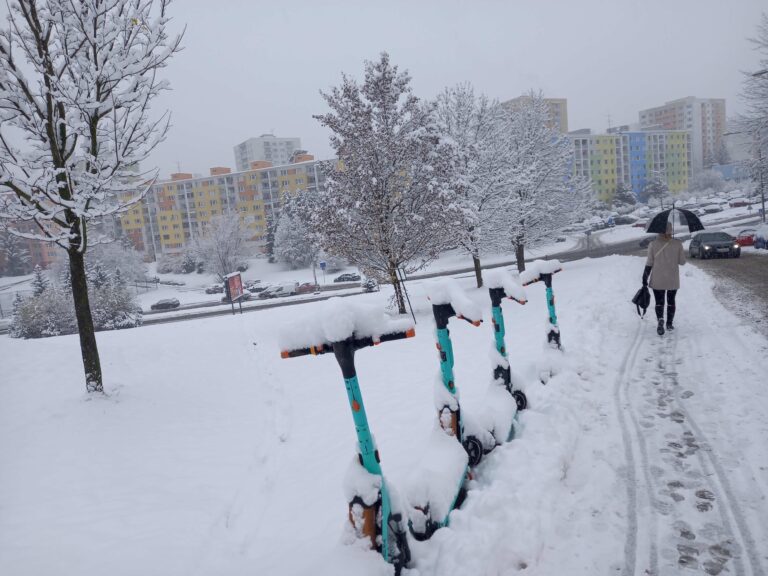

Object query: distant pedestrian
[642,221,686,335]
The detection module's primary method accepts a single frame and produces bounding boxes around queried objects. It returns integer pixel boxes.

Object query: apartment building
[570,129,691,202]
[503,95,569,133]
[119,154,326,259]
[233,134,302,171]
[639,97,726,174]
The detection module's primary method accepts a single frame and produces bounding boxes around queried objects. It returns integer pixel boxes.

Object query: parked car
[689,232,740,259]
[258,283,298,299]
[613,215,638,225]
[729,198,749,208]
[702,204,724,214]
[755,225,768,250]
[639,236,654,249]
[296,282,320,295]
[361,278,379,293]
[632,221,647,228]
[555,236,567,243]
[150,298,180,311]
[205,284,224,294]
[736,229,756,247]
[334,273,362,283]
[221,292,252,304]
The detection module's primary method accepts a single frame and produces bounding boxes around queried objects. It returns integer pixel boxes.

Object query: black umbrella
[646,207,705,234]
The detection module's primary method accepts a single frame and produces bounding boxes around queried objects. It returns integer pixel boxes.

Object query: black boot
[657,318,665,336]
[666,306,675,330]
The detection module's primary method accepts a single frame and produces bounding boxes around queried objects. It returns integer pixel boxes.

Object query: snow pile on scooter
[277,297,414,351]
[484,269,527,303]
[519,259,562,285]
[425,279,482,322]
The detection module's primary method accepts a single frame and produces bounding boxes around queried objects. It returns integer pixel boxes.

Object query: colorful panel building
[121,155,327,259]
[570,130,691,203]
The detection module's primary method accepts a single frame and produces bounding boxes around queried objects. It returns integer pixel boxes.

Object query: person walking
[642,221,686,335]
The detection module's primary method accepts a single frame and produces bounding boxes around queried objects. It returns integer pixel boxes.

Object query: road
[688,251,768,338]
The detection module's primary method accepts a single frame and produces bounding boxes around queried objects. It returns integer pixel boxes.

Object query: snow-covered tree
[311,53,453,313]
[613,182,637,210]
[0,0,183,392]
[690,169,725,194]
[435,83,517,287]
[0,230,31,276]
[274,197,320,271]
[30,265,49,296]
[503,92,592,271]
[640,171,668,206]
[194,211,252,281]
[739,13,768,219]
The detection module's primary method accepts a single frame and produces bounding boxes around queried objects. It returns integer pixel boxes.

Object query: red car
[296,282,320,295]
[736,229,756,247]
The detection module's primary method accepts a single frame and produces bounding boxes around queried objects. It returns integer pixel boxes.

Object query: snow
[484,269,527,302]
[1,255,768,576]
[425,279,483,322]
[277,298,414,351]
[519,259,563,285]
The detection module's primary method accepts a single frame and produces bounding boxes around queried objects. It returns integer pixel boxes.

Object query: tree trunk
[515,241,526,273]
[472,254,483,288]
[68,248,103,393]
[388,264,406,314]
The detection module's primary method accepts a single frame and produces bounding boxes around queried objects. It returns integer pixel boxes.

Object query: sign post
[225,272,244,315]
[319,260,327,284]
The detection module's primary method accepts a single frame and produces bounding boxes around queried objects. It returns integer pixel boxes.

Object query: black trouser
[652,289,677,324]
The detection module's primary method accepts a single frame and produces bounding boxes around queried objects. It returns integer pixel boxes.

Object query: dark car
[221,292,252,304]
[689,232,741,259]
[334,273,361,283]
[639,236,654,249]
[205,284,224,294]
[150,298,180,311]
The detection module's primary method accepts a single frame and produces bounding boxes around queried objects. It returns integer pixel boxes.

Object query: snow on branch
[0,0,183,251]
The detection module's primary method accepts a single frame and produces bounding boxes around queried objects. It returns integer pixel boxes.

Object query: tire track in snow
[668,330,768,576]
[613,320,654,576]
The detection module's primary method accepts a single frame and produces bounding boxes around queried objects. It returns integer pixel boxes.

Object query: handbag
[632,285,651,317]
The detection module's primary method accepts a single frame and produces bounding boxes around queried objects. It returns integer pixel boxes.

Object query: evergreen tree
[613,182,637,209]
[0,231,31,276]
[31,265,49,296]
[274,197,320,270]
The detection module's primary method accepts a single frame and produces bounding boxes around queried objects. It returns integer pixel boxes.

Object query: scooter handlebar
[280,328,416,359]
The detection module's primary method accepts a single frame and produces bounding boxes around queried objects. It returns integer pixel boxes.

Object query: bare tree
[504,92,591,271]
[435,83,518,287]
[0,0,182,392]
[311,53,453,313]
[194,211,251,281]
[739,13,768,222]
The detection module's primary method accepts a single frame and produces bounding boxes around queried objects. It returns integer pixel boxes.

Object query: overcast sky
[4,0,766,178]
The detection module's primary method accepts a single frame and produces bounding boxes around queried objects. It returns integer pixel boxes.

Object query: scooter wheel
[513,390,528,411]
[462,435,484,467]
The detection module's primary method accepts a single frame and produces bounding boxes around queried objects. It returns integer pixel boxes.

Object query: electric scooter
[280,316,414,574]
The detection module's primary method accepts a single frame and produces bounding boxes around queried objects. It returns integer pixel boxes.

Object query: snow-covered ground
[2,254,767,576]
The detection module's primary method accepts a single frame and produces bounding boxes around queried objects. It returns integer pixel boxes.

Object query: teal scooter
[488,281,529,412]
[521,261,564,383]
[281,327,414,574]
[408,291,488,542]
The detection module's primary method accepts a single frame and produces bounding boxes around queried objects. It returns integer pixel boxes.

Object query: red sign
[226,273,243,302]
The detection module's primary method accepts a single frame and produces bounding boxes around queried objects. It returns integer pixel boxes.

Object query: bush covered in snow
[10,267,141,339]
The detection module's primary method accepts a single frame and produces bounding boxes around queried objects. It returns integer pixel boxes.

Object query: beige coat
[646,236,686,290]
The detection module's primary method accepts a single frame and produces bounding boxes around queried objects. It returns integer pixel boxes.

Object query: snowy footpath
[1,255,767,576]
